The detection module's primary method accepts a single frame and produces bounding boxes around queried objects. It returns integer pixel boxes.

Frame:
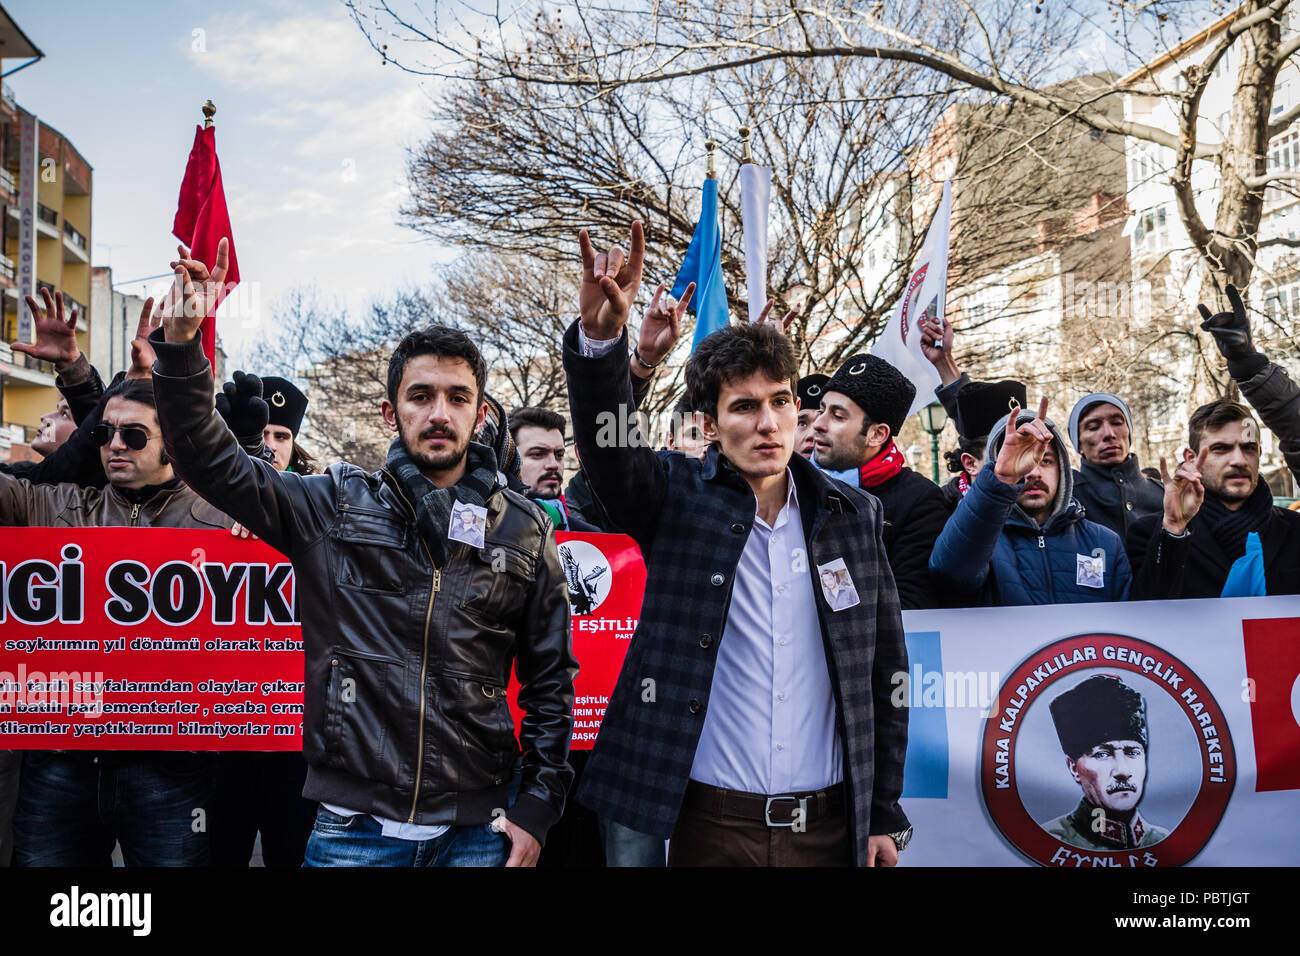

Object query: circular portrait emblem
[981,634,1235,867]
[556,538,613,617]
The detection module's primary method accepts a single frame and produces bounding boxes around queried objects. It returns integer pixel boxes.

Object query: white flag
[872,180,952,419]
[740,163,772,323]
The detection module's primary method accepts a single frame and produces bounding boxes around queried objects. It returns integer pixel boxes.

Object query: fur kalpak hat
[1049,675,1149,760]
[824,354,915,437]
[954,380,1027,441]
[259,377,308,437]
[796,373,830,409]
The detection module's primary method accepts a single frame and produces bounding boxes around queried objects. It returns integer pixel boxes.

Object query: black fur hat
[260,377,308,437]
[954,379,1027,441]
[824,354,914,437]
[796,373,829,410]
[1050,675,1148,760]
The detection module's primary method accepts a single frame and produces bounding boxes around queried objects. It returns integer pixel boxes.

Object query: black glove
[1198,284,1267,379]
[215,370,270,455]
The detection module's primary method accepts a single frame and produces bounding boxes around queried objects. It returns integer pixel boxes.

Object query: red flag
[1242,616,1300,792]
[172,125,239,369]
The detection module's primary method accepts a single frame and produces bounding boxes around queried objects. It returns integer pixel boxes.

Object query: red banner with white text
[0,528,644,752]
[509,532,644,749]
[0,528,302,749]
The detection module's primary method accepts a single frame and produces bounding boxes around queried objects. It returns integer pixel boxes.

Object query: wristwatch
[888,826,913,853]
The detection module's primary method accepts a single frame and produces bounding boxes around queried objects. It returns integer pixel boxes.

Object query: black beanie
[797,373,829,410]
[954,380,1027,441]
[260,377,308,437]
[1049,675,1148,760]
[824,354,915,437]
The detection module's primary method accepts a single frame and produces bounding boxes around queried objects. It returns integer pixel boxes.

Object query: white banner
[873,180,951,419]
[739,163,771,324]
[896,595,1300,866]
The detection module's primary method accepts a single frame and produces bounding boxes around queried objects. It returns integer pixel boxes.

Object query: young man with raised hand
[929,398,1132,606]
[149,240,576,867]
[1126,399,1300,599]
[563,220,911,867]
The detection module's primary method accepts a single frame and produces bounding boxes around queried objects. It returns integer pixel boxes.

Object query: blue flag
[672,177,730,352]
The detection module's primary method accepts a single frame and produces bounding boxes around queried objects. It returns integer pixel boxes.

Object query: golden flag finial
[739,125,752,164]
[705,139,717,179]
[202,100,216,128]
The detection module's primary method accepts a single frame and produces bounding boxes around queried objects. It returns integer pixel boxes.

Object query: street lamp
[917,401,949,485]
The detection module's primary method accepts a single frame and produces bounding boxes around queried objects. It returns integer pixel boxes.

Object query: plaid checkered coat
[563,324,910,866]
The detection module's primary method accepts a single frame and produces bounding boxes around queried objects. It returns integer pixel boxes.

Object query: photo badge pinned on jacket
[1076,551,1105,588]
[817,557,861,611]
[448,500,488,549]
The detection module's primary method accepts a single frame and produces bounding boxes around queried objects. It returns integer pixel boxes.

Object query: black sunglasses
[91,423,156,451]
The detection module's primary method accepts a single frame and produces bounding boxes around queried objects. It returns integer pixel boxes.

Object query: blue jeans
[599,817,666,867]
[303,807,510,867]
[13,752,215,867]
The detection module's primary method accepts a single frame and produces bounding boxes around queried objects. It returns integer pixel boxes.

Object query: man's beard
[401,423,470,473]
[813,440,862,473]
[1207,467,1257,502]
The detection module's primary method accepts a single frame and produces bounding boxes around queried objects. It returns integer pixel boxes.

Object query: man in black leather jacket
[149,241,576,867]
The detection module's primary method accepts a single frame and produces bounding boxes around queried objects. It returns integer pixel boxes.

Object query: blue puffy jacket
[929,461,1132,607]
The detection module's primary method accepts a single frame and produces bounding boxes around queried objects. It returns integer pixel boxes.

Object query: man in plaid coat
[564,221,911,866]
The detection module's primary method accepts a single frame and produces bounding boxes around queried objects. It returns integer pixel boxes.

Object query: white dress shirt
[576,324,842,795]
[689,469,842,795]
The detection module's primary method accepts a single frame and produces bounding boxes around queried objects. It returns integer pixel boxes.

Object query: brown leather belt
[682,780,845,828]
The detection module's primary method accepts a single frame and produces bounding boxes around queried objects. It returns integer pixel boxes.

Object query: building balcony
[0,340,56,385]
[62,220,88,263]
[0,167,14,197]
[0,253,13,281]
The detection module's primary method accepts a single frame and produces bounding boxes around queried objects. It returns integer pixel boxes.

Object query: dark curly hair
[508,406,567,440]
[387,326,487,406]
[685,324,798,420]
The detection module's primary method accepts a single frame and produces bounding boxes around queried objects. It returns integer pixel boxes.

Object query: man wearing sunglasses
[1,292,238,867]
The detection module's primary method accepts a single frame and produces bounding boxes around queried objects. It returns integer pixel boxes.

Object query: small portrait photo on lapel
[817,557,861,612]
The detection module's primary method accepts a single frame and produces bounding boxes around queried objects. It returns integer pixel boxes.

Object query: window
[1264,280,1300,324]
[1266,129,1300,204]
[1129,142,1172,187]
[1133,204,1171,254]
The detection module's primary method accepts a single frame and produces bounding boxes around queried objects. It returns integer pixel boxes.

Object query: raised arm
[562,221,691,545]
[1128,448,1206,601]
[1200,285,1300,483]
[150,239,334,556]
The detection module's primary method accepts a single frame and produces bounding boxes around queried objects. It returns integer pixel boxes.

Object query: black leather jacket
[149,330,576,845]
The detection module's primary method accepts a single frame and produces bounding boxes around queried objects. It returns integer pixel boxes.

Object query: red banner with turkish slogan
[1,528,646,752]
[0,528,303,749]
[509,532,645,749]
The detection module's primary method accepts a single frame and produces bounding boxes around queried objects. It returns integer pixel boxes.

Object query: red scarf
[858,438,905,489]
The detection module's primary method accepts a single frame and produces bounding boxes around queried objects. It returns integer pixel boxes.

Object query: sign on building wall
[16,111,39,340]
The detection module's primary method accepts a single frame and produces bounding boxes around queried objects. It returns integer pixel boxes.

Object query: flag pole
[705,139,717,179]
[739,125,752,165]
[202,100,216,128]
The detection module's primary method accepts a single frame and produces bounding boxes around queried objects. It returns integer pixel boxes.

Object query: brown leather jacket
[0,473,231,531]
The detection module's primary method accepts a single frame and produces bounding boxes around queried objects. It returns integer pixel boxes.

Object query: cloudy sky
[7,0,447,365]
